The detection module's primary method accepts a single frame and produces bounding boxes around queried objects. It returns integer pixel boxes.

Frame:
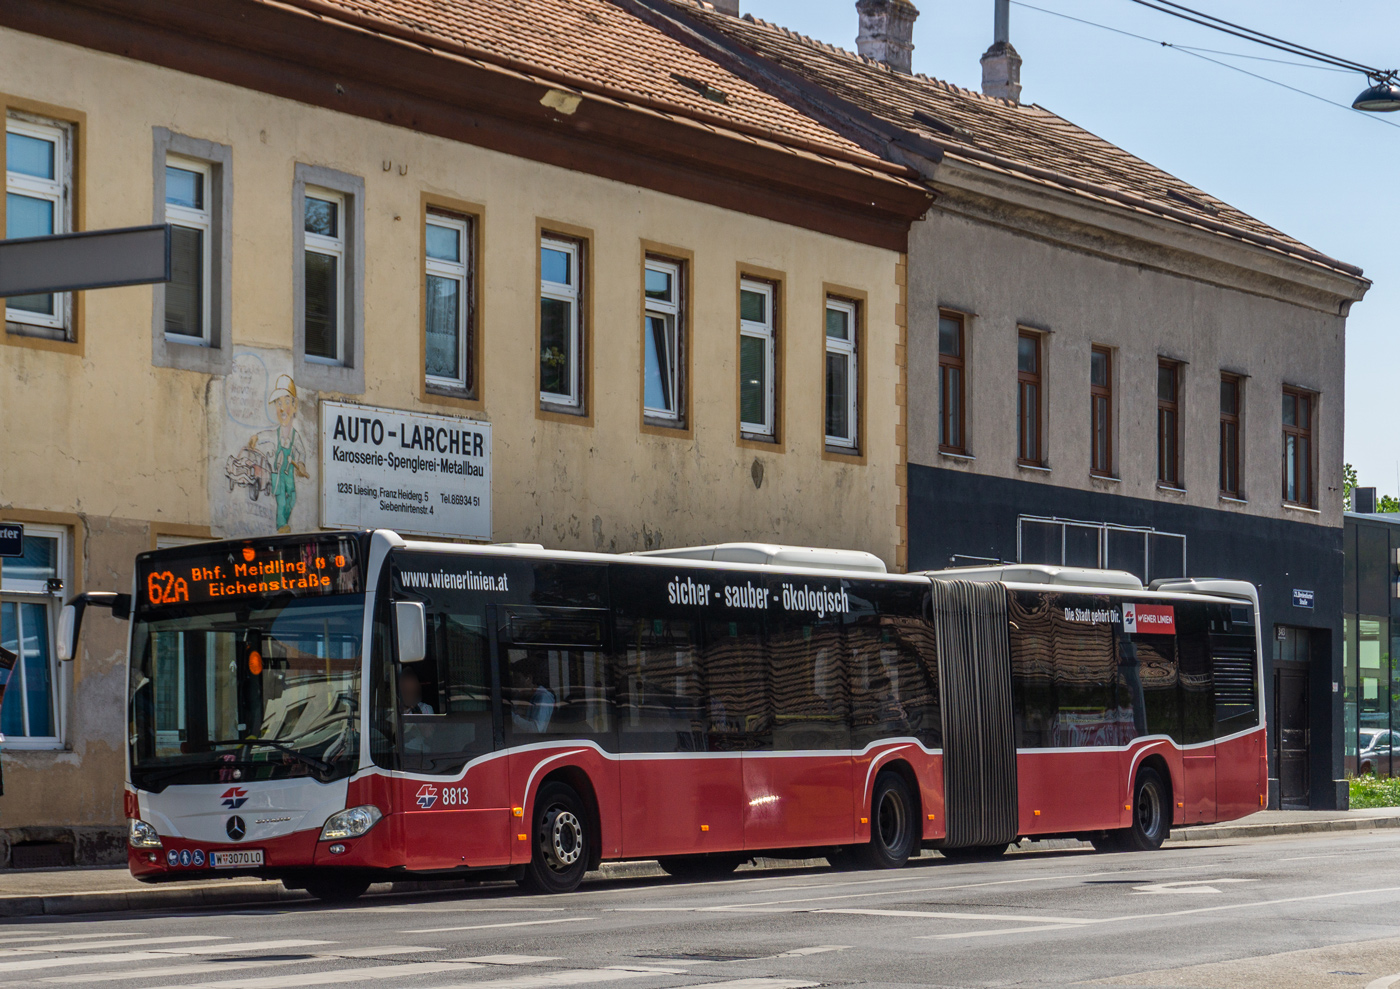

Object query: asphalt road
[3,830,1400,989]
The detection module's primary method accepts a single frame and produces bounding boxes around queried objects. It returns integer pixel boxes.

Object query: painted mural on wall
[210,350,318,537]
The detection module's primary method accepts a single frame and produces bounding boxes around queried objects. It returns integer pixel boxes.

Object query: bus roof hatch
[632,542,887,574]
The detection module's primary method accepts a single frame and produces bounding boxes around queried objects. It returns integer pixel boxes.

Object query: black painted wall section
[908,463,1345,810]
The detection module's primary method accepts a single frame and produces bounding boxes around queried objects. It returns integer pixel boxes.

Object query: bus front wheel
[854,771,918,869]
[518,781,590,894]
[1094,767,1170,852]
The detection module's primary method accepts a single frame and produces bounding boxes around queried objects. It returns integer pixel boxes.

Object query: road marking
[922,924,1092,940]
[467,956,567,965]
[774,946,849,958]
[5,937,227,955]
[403,918,589,935]
[319,946,441,958]
[360,905,567,914]
[681,981,819,989]
[154,960,484,989]
[0,935,149,947]
[0,953,175,974]
[41,957,325,984]
[814,908,1096,925]
[427,967,682,989]
[1132,879,1257,895]
[154,941,334,957]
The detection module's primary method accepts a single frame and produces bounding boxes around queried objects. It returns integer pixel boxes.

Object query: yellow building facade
[0,1,927,858]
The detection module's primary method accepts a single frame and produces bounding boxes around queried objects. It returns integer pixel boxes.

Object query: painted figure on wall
[243,374,308,533]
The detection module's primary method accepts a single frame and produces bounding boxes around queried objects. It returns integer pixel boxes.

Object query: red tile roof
[675,2,1362,278]
[270,0,911,179]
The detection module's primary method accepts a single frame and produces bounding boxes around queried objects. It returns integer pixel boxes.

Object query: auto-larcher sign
[320,400,492,541]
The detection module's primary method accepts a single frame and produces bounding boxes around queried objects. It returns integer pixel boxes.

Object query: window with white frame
[6,116,71,334]
[0,526,68,747]
[825,297,858,450]
[303,187,346,364]
[425,212,474,393]
[163,156,213,344]
[644,257,684,423]
[540,236,582,408]
[739,278,776,437]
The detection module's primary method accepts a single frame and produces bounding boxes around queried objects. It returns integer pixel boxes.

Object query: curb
[2,820,1396,919]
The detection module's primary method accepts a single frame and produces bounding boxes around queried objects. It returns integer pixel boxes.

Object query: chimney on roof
[856,0,918,74]
[980,0,1023,101]
[711,0,739,14]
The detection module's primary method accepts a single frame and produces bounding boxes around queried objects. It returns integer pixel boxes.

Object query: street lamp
[1353,75,1400,112]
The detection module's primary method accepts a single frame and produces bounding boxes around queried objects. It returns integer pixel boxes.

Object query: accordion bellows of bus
[65,531,1265,900]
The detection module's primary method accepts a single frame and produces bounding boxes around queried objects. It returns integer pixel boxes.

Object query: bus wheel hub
[547,810,583,868]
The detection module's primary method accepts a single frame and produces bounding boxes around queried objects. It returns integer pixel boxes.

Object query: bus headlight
[319,805,382,841]
[128,819,163,849]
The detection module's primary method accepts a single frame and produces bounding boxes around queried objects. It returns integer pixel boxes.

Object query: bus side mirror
[58,605,78,662]
[57,592,133,662]
[394,601,426,664]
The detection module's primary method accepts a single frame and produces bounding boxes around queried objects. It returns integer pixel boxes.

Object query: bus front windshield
[129,595,364,790]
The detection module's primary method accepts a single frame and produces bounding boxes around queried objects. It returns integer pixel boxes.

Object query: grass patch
[1349,774,1400,808]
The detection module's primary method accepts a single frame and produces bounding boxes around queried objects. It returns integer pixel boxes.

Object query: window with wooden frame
[938,312,966,454]
[739,278,776,438]
[824,296,858,451]
[1282,387,1315,507]
[540,235,583,409]
[1090,346,1113,476]
[1017,330,1043,466]
[1157,359,1182,487]
[1220,374,1242,498]
[424,211,475,395]
[643,256,684,425]
[302,187,346,364]
[6,114,73,338]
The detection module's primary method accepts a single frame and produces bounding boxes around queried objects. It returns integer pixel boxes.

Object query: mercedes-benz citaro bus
[59,530,1266,902]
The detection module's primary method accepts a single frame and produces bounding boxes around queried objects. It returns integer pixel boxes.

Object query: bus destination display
[138,537,362,609]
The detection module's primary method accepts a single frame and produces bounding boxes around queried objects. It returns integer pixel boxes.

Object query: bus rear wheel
[302,876,370,903]
[657,853,746,880]
[518,781,590,895]
[1094,767,1169,852]
[854,771,918,870]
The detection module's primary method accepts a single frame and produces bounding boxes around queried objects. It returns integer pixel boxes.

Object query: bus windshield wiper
[211,738,334,774]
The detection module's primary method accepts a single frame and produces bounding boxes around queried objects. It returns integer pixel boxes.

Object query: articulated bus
[63,530,1265,901]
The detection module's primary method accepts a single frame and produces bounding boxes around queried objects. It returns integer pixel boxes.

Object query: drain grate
[10,842,74,869]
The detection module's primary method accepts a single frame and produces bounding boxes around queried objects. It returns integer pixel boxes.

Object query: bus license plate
[212,849,263,869]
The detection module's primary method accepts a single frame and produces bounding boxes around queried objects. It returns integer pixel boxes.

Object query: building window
[1017,330,1043,465]
[163,156,212,344]
[1158,360,1182,487]
[303,187,346,364]
[0,526,67,747]
[1220,374,1242,498]
[644,257,684,424]
[1283,387,1315,507]
[1091,346,1113,476]
[425,212,474,394]
[540,235,583,409]
[939,312,966,454]
[739,278,776,438]
[825,297,858,450]
[6,115,71,336]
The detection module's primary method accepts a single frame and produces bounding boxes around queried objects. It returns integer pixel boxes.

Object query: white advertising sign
[320,401,491,541]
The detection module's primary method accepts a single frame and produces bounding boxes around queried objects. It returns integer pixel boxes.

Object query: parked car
[1358,728,1394,776]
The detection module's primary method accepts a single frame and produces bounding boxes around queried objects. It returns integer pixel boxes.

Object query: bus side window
[616,617,704,753]
[395,610,494,776]
[768,612,849,752]
[1176,604,1214,745]
[1008,591,1054,748]
[1129,633,1180,742]
[505,642,611,740]
[702,619,769,751]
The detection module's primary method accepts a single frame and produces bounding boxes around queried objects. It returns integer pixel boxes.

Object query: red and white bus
[64,530,1265,901]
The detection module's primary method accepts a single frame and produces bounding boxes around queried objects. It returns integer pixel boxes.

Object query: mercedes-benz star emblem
[225,816,246,841]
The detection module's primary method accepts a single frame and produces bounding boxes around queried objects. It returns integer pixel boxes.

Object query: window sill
[1220,495,1248,505]
[425,381,477,401]
[539,400,586,417]
[1017,462,1051,473]
[0,739,66,752]
[1156,483,1187,494]
[939,450,974,461]
[741,432,778,444]
[1091,472,1120,483]
[1282,502,1322,515]
[7,320,69,342]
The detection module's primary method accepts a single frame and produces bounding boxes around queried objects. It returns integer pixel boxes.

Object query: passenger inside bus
[399,667,435,715]
[509,655,557,733]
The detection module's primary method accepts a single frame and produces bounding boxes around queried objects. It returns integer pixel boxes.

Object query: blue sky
[748,0,1399,496]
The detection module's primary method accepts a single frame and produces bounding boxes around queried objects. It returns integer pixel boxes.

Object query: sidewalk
[2,808,1397,919]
